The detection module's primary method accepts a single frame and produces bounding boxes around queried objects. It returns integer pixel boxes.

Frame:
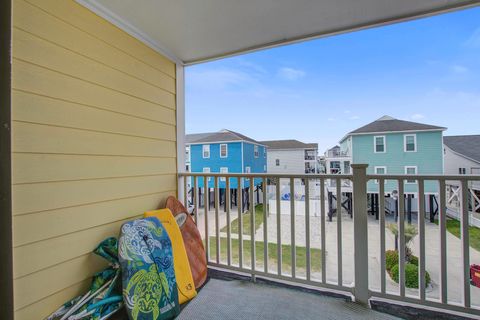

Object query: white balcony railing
[178,166,480,318]
[326,150,350,158]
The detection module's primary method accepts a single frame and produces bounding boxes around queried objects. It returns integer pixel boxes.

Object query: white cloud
[451,64,469,74]
[189,69,250,87]
[410,113,425,120]
[277,67,306,80]
[327,117,335,121]
[464,27,480,48]
[344,110,351,114]
[237,59,267,75]
[349,115,360,120]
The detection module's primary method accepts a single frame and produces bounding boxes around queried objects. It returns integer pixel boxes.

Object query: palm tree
[387,223,418,261]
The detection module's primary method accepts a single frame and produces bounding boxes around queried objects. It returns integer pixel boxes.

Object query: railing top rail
[367,174,480,181]
[179,172,480,180]
[178,172,353,179]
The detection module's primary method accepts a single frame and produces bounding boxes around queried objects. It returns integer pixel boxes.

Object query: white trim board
[176,64,185,200]
[76,0,183,65]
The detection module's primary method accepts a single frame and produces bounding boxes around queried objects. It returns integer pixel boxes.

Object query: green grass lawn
[221,204,265,235]
[208,236,322,273]
[440,218,480,252]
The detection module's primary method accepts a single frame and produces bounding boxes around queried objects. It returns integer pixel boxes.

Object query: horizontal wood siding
[11,0,177,318]
[267,149,306,174]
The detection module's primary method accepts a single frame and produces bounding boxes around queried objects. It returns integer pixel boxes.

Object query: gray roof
[348,115,446,135]
[185,132,215,144]
[260,140,318,150]
[444,135,480,163]
[186,129,262,145]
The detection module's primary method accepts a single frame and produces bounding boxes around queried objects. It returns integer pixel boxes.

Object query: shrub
[409,255,418,266]
[390,263,430,288]
[385,250,398,271]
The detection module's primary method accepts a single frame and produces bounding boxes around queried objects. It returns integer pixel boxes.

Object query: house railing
[178,166,480,318]
[326,150,350,158]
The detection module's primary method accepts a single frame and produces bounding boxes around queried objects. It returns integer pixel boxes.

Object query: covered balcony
[2,0,480,319]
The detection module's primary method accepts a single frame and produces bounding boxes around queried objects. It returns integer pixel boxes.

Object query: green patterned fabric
[47,237,123,320]
[119,217,180,320]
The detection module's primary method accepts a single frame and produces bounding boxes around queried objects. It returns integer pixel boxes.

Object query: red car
[471,265,480,287]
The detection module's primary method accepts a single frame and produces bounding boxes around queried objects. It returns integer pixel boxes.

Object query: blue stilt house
[186,129,267,209]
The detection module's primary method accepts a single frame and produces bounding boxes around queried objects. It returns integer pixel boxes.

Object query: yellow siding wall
[11,0,178,318]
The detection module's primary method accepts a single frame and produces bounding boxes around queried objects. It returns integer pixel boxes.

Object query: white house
[444,135,480,176]
[324,145,351,174]
[443,135,480,222]
[261,140,318,174]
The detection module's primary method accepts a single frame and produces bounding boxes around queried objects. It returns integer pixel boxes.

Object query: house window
[202,145,210,158]
[203,167,211,182]
[220,167,228,181]
[220,144,228,158]
[275,159,280,166]
[264,147,266,158]
[405,166,417,184]
[459,168,466,175]
[344,161,351,174]
[245,166,251,173]
[254,145,259,158]
[330,161,340,174]
[374,166,386,184]
[264,165,267,171]
[404,134,416,152]
[374,136,386,153]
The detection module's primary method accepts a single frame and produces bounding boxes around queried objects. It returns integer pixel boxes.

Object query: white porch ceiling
[78,0,480,65]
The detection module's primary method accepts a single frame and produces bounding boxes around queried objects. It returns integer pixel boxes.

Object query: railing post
[351,164,369,305]
[178,174,185,205]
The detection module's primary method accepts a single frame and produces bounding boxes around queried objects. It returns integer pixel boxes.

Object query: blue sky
[185,7,480,152]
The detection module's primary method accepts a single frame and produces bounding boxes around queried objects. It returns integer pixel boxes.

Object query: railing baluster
[418,179,426,301]
[320,178,326,284]
[336,178,342,286]
[263,177,268,273]
[226,177,231,266]
[305,178,311,281]
[439,179,447,304]
[204,175,209,262]
[238,177,243,269]
[215,176,220,264]
[193,176,198,224]
[183,175,187,208]
[398,179,405,298]
[379,178,386,294]
[461,179,470,308]
[276,178,282,275]
[290,177,296,278]
[250,177,256,277]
